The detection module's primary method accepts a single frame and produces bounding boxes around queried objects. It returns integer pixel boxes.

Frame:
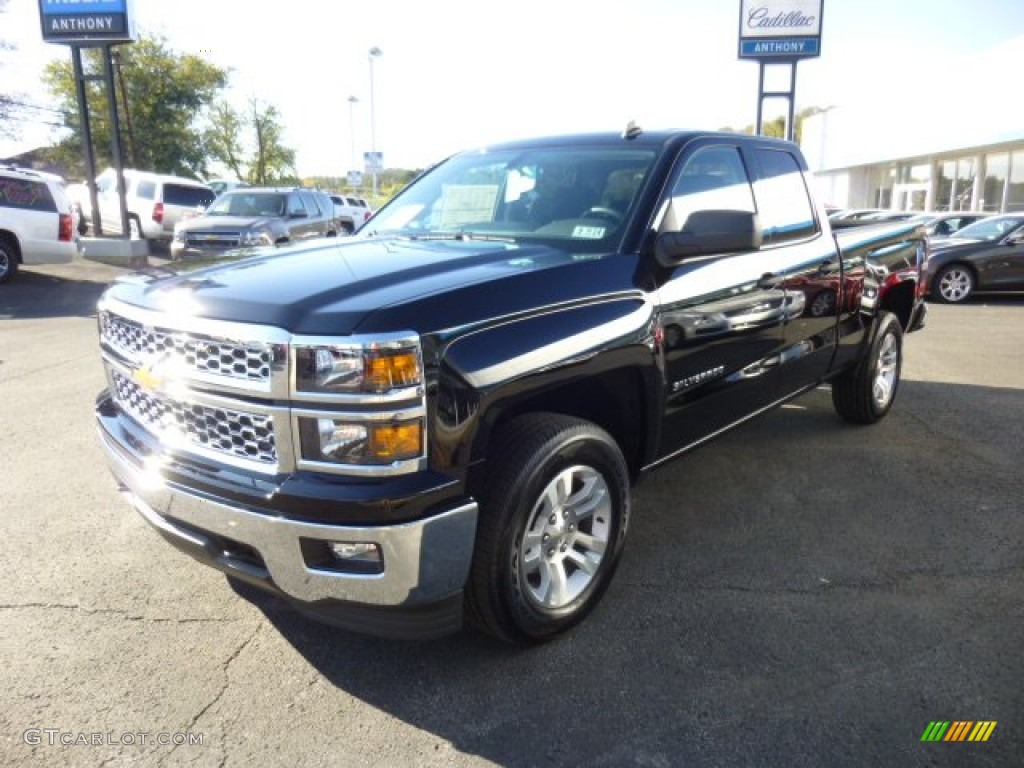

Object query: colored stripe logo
[921,721,997,742]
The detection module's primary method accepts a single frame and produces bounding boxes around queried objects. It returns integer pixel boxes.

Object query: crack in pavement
[0,602,247,623]
[157,620,263,768]
[622,563,1024,594]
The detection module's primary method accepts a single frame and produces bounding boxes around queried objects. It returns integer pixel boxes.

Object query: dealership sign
[738,0,823,59]
[38,0,137,44]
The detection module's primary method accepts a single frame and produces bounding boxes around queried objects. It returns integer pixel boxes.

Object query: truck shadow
[227,379,1023,767]
[0,268,113,319]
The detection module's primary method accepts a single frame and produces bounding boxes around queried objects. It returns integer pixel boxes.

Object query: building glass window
[898,164,930,184]
[936,161,955,210]
[1007,152,1024,213]
[982,154,1008,212]
[954,158,976,211]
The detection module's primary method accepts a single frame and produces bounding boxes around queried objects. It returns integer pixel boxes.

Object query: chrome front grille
[184,231,241,248]
[101,312,273,384]
[111,369,277,464]
[98,297,425,477]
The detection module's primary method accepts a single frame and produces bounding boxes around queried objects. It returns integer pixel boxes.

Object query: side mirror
[655,209,762,267]
[1003,230,1024,245]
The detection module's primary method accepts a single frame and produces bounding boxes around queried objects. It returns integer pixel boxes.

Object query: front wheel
[932,263,975,303]
[832,311,903,424]
[466,414,630,644]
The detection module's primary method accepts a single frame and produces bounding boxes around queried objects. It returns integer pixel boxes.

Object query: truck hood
[177,214,280,231]
[103,237,634,335]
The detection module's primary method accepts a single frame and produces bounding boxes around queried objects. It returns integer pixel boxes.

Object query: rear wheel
[0,234,19,283]
[832,311,903,424]
[466,414,630,644]
[932,263,974,303]
[128,214,143,240]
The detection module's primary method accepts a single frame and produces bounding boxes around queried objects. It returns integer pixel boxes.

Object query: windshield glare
[207,192,286,217]
[953,216,1024,241]
[367,147,657,250]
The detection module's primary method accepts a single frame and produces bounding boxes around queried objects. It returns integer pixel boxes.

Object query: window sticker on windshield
[437,184,498,228]
[571,225,605,239]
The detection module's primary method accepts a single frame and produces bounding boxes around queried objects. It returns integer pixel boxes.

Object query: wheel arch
[879,278,917,331]
[0,229,22,263]
[472,364,654,489]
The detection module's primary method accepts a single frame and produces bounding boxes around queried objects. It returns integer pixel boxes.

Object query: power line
[1,98,71,117]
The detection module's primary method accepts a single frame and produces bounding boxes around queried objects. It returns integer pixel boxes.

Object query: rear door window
[0,177,57,212]
[135,180,156,200]
[164,184,215,208]
[750,149,819,245]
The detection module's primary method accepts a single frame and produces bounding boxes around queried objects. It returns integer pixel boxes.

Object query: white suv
[85,168,215,242]
[0,166,79,283]
[328,194,374,234]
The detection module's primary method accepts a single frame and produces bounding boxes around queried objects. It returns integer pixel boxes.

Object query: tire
[0,234,19,283]
[465,413,631,644]
[932,263,975,303]
[832,311,903,424]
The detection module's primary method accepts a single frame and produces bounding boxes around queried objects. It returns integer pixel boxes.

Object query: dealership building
[800,35,1024,214]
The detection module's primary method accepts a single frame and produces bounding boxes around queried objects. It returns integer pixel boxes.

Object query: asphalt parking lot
[1,257,1021,768]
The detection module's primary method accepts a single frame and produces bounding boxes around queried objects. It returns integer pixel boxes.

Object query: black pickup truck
[95,129,926,643]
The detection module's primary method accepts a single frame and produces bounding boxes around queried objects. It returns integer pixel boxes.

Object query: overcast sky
[3,0,1024,176]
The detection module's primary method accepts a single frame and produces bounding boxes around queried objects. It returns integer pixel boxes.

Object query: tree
[0,0,16,139]
[42,34,228,178]
[204,101,247,180]
[205,99,297,186]
[722,106,820,144]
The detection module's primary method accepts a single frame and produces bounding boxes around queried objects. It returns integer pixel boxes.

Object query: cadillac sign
[38,0,137,44]
[738,0,823,59]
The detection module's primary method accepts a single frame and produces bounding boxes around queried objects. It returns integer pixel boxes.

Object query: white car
[0,166,79,283]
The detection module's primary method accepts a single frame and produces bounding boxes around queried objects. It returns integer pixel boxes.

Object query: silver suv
[170,187,340,260]
[0,166,79,283]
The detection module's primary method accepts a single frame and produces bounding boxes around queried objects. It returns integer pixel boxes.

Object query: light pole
[347,95,359,188]
[368,46,382,199]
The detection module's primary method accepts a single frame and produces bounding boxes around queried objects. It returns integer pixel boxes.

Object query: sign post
[738,0,824,141]
[38,0,137,242]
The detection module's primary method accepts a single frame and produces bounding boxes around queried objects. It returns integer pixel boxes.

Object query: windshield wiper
[402,232,517,244]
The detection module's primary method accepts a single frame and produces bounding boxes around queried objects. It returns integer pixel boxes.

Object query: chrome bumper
[98,412,478,636]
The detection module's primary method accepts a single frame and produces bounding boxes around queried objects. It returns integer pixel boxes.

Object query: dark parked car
[924,213,1024,302]
[909,211,991,238]
[170,187,339,260]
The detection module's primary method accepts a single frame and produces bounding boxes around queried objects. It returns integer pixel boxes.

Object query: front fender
[432,296,659,473]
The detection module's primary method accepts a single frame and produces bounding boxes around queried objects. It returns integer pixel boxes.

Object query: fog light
[328,541,383,574]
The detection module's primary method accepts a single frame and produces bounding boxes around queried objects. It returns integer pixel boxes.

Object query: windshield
[365,146,657,252]
[206,192,286,217]
[951,215,1024,241]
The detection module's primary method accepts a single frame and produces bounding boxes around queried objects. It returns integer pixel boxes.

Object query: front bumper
[98,409,478,640]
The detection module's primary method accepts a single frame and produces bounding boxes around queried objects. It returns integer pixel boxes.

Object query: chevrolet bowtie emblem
[132,365,163,392]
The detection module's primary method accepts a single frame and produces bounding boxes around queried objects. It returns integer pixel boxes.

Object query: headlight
[297,417,423,465]
[240,230,272,246]
[294,342,422,395]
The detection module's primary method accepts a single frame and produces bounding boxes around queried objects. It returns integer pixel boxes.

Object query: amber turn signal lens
[364,351,421,392]
[368,421,422,461]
